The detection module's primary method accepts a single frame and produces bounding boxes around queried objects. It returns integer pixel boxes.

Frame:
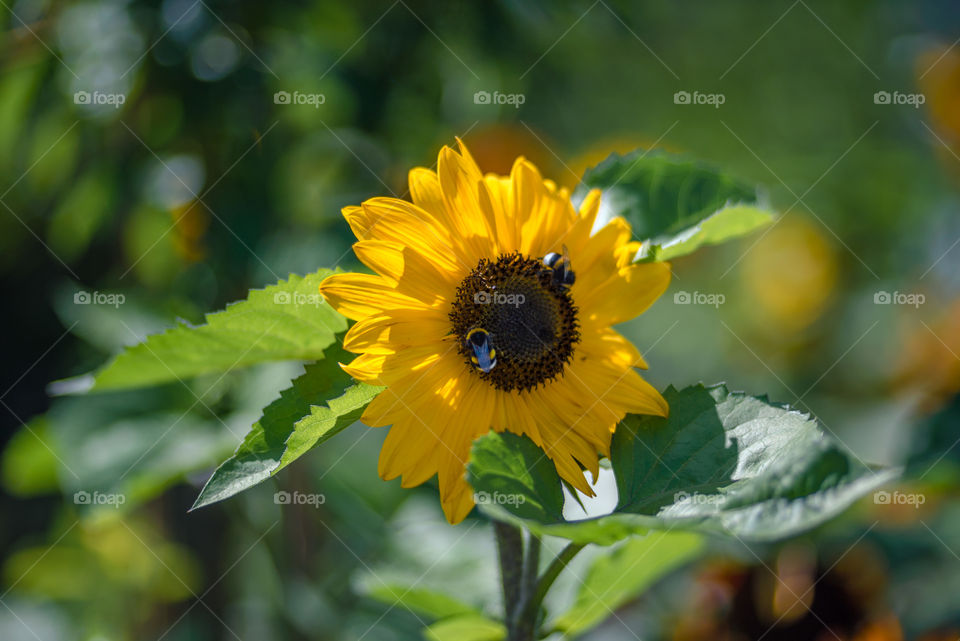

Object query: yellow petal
[441,478,477,524]
[319,273,430,321]
[351,239,457,303]
[408,167,446,221]
[477,175,516,254]
[437,144,495,258]
[343,312,451,355]
[564,334,669,421]
[358,342,459,393]
[570,217,634,290]
[586,328,649,370]
[341,353,387,382]
[514,159,578,258]
[346,199,467,275]
[578,188,602,229]
[579,261,671,328]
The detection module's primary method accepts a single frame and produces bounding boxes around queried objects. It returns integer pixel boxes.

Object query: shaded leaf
[0,418,60,496]
[469,384,897,545]
[2,388,241,512]
[578,150,773,261]
[192,353,382,509]
[467,431,565,524]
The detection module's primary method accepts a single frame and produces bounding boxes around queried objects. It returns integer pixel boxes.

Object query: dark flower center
[449,252,580,392]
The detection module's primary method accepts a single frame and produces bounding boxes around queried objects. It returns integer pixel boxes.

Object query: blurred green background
[2,0,960,639]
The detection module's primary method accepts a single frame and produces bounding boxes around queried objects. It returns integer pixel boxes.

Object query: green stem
[522,532,541,603]
[513,532,541,640]
[493,520,524,636]
[495,524,586,641]
[517,541,586,636]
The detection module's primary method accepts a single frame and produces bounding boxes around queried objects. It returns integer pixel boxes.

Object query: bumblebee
[466,327,497,373]
[543,245,575,288]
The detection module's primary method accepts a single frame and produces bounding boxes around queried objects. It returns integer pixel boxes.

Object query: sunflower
[319,140,670,524]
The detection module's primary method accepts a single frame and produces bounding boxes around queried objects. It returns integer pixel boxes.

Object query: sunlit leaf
[366,584,480,620]
[642,204,773,261]
[87,269,346,391]
[552,531,704,636]
[422,614,505,641]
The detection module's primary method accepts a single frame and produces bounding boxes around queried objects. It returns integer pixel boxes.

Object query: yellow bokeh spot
[461,124,555,176]
[917,45,960,147]
[740,216,838,332]
[170,200,209,262]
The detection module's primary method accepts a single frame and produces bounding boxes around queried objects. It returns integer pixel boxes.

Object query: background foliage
[2,0,960,639]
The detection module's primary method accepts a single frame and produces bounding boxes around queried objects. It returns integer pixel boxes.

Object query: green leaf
[3,386,243,512]
[642,204,773,261]
[577,150,774,261]
[366,584,480,620]
[191,352,382,509]
[88,269,346,391]
[0,418,60,496]
[468,384,897,545]
[422,615,505,641]
[47,166,113,261]
[466,431,566,524]
[552,531,703,636]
